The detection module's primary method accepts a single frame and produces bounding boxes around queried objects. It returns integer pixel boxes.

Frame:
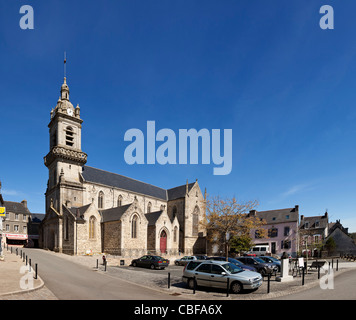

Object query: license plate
[163,261,167,263]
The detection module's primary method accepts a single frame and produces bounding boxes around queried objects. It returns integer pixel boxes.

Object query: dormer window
[65,126,74,147]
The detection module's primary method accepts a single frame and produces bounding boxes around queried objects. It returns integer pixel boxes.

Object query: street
[21,248,182,300]
[275,268,356,300]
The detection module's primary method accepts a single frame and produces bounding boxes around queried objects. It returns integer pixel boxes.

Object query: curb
[0,275,45,298]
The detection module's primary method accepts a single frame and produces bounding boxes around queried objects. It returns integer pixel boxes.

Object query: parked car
[236,256,277,275]
[250,245,270,256]
[182,260,262,294]
[131,255,169,269]
[174,255,198,266]
[259,256,281,272]
[194,255,208,260]
[207,256,257,272]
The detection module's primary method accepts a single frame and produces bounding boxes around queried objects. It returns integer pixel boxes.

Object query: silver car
[182,260,263,294]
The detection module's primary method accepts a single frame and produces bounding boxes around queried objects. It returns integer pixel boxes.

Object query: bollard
[168,272,171,289]
[26,255,28,266]
[318,265,320,279]
[193,276,196,294]
[336,259,338,272]
[267,273,271,293]
[96,259,98,269]
[104,260,107,272]
[226,277,230,297]
[34,264,38,279]
[16,248,18,256]
[302,267,305,286]
[332,259,334,269]
[29,258,32,272]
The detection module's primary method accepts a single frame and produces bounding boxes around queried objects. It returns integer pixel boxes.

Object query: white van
[251,245,270,256]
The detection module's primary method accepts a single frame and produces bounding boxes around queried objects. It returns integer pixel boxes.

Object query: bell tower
[44,77,87,215]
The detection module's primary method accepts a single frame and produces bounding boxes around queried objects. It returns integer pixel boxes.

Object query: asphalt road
[276,268,356,300]
[22,248,182,300]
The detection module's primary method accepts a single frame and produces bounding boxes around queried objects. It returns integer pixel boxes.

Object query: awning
[5,233,28,240]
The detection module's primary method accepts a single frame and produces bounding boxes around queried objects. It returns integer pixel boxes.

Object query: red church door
[160,230,167,254]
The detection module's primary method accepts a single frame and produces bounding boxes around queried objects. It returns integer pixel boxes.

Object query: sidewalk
[0,248,57,300]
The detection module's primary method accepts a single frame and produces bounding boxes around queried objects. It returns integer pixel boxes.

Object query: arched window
[147,202,152,213]
[172,206,177,218]
[174,226,178,242]
[192,206,199,236]
[117,195,122,207]
[89,216,96,239]
[65,126,74,147]
[64,215,69,240]
[98,191,104,209]
[131,215,138,238]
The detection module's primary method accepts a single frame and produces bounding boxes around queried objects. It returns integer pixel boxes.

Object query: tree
[324,237,336,254]
[202,195,267,260]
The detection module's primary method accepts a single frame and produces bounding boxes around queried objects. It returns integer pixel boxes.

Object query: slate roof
[68,204,91,217]
[167,183,195,201]
[31,213,45,223]
[300,215,328,229]
[82,166,167,200]
[82,165,197,201]
[250,207,299,224]
[145,210,163,226]
[100,203,132,223]
[3,201,31,215]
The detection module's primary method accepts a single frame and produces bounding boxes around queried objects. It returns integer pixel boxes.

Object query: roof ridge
[84,165,167,191]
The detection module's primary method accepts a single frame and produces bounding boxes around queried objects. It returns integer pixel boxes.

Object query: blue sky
[1,0,356,231]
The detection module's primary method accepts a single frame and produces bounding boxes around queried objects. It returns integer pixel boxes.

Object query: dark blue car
[207,256,257,272]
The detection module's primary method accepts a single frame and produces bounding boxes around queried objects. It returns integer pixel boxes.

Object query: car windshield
[269,257,279,262]
[254,258,265,263]
[222,262,243,274]
[229,258,243,265]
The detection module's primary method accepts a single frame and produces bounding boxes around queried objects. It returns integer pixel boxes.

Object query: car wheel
[132,262,137,267]
[150,264,156,270]
[230,281,242,294]
[187,278,196,290]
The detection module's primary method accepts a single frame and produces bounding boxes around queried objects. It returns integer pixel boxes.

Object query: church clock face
[67,108,73,116]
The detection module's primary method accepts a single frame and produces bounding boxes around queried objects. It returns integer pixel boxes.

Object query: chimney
[249,210,257,216]
[324,211,328,218]
[294,205,299,212]
[300,215,304,220]
[21,200,27,208]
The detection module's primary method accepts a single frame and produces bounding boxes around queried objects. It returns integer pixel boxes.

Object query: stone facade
[40,78,207,257]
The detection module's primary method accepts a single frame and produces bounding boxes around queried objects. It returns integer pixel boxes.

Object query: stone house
[40,77,207,256]
[299,211,329,256]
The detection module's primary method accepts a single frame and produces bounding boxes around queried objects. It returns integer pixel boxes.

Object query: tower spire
[64,51,67,78]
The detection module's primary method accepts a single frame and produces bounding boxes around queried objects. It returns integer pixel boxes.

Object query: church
[40,77,207,256]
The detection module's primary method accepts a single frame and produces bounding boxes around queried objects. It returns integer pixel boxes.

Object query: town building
[326,219,356,255]
[248,205,300,257]
[2,200,31,245]
[299,211,329,256]
[40,77,207,256]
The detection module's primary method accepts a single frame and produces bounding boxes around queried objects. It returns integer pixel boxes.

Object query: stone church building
[40,78,207,256]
